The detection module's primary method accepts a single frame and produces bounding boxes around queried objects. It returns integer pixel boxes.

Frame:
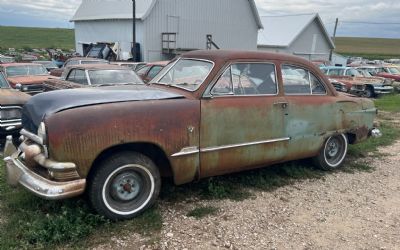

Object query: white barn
[71,0,263,62]
[257,13,335,62]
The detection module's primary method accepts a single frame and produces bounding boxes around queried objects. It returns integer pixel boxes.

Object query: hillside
[0,26,74,50]
[335,37,400,59]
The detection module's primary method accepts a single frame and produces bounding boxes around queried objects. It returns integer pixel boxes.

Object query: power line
[340,21,400,25]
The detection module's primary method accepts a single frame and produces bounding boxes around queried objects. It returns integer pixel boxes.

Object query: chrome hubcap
[111,172,141,201]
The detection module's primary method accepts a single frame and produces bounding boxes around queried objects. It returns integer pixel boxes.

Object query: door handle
[273,101,288,109]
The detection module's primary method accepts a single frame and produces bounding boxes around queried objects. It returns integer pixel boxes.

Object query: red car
[50,57,109,77]
[0,63,55,94]
[358,65,400,82]
[136,61,169,83]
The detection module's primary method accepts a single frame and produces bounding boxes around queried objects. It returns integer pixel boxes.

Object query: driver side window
[212,63,277,96]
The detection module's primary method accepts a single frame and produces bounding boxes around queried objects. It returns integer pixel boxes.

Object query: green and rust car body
[4,50,379,202]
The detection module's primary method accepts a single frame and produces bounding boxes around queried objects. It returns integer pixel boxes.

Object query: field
[0,26,74,50]
[335,37,400,59]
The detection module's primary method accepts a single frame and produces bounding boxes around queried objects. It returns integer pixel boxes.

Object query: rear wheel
[88,152,161,220]
[313,134,348,170]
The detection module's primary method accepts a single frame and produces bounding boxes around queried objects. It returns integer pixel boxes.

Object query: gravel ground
[94,137,400,250]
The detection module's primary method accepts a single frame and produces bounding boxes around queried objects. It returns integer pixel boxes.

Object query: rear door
[200,62,289,178]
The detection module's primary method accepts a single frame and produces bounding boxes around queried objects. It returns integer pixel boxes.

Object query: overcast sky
[0,0,399,38]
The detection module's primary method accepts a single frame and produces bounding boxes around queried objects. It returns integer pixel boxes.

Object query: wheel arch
[88,142,173,181]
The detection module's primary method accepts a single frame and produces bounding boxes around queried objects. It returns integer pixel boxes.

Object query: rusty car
[4,50,381,220]
[136,61,169,83]
[49,57,109,77]
[110,61,147,71]
[0,63,56,94]
[43,64,144,91]
[0,71,30,144]
[320,66,393,98]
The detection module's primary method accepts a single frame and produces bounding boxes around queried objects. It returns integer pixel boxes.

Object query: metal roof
[71,0,263,28]
[257,13,334,49]
[71,0,157,21]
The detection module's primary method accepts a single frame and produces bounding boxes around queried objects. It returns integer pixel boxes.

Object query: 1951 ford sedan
[4,50,381,220]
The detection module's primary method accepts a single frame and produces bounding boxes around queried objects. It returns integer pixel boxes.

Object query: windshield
[5,65,48,77]
[388,67,400,74]
[0,73,10,88]
[327,69,345,76]
[0,57,15,63]
[155,59,213,91]
[357,69,372,77]
[34,61,58,68]
[88,69,144,85]
[345,68,362,77]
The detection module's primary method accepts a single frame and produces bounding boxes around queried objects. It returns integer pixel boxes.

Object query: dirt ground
[94,115,400,250]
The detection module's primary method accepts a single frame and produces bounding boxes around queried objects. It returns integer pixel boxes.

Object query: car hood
[22,85,184,132]
[8,75,55,85]
[0,88,31,105]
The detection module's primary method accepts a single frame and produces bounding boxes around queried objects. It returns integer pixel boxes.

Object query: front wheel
[313,134,348,170]
[362,87,374,98]
[88,152,161,220]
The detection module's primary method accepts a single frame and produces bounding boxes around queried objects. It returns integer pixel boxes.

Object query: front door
[199,62,289,178]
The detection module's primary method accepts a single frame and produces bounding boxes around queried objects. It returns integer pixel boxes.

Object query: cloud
[254,0,400,38]
[0,0,81,20]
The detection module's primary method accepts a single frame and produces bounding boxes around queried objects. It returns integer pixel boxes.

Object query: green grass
[375,94,400,113]
[187,206,219,219]
[0,159,162,249]
[335,37,400,59]
[0,26,74,50]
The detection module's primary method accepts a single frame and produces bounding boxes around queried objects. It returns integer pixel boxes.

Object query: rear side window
[212,63,277,96]
[282,65,326,95]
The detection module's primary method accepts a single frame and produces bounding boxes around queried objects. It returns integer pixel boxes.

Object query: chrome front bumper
[3,136,86,200]
[370,128,382,138]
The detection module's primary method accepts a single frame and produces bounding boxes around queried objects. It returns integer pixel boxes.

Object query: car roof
[65,64,130,70]
[181,50,321,65]
[68,57,108,62]
[320,66,350,70]
[144,61,169,66]
[1,63,45,67]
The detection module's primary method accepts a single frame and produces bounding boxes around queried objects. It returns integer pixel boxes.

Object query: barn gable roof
[71,0,263,29]
[257,13,335,49]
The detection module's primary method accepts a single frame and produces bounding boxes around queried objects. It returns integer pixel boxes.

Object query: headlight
[22,86,29,91]
[0,107,22,120]
[37,122,47,144]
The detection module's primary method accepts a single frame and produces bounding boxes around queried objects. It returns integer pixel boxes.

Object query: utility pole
[329,18,339,61]
[132,0,136,62]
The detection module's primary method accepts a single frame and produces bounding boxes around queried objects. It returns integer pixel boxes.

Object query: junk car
[4,50,381,220]
[0,63,55,94]
[0,71,30,143]
[320,66,393,98]
[43,64,144,91]
[49,57,109,77]
[136,61,169,83]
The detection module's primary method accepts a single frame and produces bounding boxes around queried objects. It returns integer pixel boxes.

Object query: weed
[187,206,219,219]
